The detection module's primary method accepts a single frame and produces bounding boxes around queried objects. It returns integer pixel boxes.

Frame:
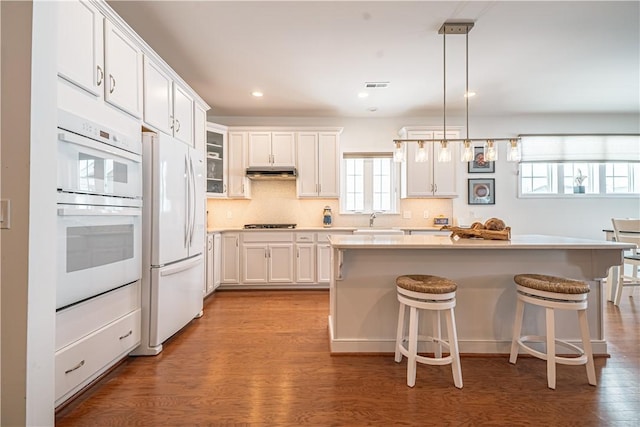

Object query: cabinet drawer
[296,232,315,243]
[242,231,294,243]
[56,281,141,350]
[55,309,141,405]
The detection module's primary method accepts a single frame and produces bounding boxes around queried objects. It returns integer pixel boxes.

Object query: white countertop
[207,226,446,234]
[328,233,634,250]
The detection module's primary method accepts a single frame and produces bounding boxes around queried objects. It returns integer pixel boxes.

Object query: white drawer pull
[119,330,133,340]
[65,360,85,374]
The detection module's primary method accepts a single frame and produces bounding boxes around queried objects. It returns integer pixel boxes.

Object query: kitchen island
[327,234,631,355]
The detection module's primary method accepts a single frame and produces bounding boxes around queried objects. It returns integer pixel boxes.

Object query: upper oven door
[57,130,142,199]
[56,203,142,309]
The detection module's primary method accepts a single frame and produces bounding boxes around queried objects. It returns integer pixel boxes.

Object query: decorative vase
[573,185,585,194]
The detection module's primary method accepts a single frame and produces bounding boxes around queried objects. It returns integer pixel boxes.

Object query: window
[342,154,398,213]
[519,135,640,197]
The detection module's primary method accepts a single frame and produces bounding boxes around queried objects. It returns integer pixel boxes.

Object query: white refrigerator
[133,132,205,356]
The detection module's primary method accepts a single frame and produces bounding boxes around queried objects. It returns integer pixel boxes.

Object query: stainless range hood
[246,166,297,180]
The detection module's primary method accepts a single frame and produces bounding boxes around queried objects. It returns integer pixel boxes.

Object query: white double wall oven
[56,109,143,310]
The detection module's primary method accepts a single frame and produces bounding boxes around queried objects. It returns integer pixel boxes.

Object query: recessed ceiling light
[358,92,369,98]
[251,91,263,97]
[464,91,476,98]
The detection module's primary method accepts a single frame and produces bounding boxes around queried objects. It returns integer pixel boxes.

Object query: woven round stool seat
[396,275,457,294]
[514,274,590,295]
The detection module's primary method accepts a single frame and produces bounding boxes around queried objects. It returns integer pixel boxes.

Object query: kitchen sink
[353,228,405,235]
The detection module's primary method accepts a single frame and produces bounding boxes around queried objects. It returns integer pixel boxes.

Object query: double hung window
[342,153,398,213]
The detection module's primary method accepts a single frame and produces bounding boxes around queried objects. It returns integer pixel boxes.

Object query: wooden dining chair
[611,218,640,306]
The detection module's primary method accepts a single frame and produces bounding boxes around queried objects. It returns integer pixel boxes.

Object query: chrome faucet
[369,212,377,227]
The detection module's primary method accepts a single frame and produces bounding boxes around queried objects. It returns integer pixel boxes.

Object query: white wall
[211,112,639,239]
[1,1,58,425]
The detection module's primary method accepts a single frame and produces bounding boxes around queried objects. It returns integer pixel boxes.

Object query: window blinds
[519,135,640,162]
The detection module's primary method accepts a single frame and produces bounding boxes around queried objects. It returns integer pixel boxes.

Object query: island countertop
[328,233,634,250]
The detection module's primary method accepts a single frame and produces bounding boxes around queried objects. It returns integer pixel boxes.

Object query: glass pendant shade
[461,139,474,162]
[438,140,452,162]
[393,141,405,162]
[507,139,521,162]
[415,141,428,162]
[484,140,497,162]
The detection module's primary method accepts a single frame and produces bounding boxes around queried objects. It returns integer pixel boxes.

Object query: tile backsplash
[207,181,453,229]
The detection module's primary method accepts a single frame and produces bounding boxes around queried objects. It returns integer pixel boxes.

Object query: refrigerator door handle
[189,156,196,246]
[184,155,189,248]
[159,255,202,277]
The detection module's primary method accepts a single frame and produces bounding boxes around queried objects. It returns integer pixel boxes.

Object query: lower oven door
[56,204,142,309]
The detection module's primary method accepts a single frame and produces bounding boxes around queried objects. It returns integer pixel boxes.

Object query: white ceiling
[108,1,640,118]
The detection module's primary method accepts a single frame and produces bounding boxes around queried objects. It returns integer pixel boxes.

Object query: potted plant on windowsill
[573,169,587,193]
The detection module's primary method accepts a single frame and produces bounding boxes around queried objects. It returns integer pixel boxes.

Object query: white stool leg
[407,306,419,387]
[445,307,463,389]
[395,302,406,363]
[546,307,556,390]
[614,268,625,306]
[432,311,442,359]
[578,308,597,386]
[509,297,525,364]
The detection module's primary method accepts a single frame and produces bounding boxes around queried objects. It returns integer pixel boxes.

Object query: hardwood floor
[56,289,639,426]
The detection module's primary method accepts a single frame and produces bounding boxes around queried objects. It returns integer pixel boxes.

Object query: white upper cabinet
[227,132,251,198]
[142,57,172,134]
[57,0,104,98]
[172,83,194,145]
[206,123,228,197]
[143,57,194,146]
[194,104,207,154]
[296,131,340,198]
[247,132,296,167]
[400,127,458,198]
[104,20,143,118]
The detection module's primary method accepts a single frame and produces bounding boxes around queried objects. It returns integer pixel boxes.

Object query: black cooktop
[243,224,297,229]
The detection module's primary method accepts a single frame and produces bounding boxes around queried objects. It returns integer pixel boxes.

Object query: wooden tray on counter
[442,226,511,241]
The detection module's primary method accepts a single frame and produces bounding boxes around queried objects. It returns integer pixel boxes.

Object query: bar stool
[509,274,596,389]
[394,275,463,388]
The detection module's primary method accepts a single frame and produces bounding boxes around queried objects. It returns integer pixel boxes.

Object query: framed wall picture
[468,178,495,205]
[468,146,495,173]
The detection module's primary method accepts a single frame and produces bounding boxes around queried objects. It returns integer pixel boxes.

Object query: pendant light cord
[443,30,446,138]
[465,31,469,141]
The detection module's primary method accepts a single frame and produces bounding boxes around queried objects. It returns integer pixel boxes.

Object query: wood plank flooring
[56,289,640,426]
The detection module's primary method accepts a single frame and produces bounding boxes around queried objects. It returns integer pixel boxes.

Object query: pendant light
[415,141,428,162]
[484,139,497,162]
[507,139,521,161]
[393,141,405,162]
[392,21,520,161]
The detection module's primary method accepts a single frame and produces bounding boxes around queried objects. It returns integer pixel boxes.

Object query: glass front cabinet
[206,122,228,197]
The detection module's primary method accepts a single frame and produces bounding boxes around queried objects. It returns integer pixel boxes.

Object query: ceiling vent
[364,81,390,89]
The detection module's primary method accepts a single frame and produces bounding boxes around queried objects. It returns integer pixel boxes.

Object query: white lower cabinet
[221,233,240,284]
[296,232,316,283]
[242,232,294,284]
[205,233,215,296]
[317,243,331,284]
[54,282,141,407]
[220,230,352,288]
